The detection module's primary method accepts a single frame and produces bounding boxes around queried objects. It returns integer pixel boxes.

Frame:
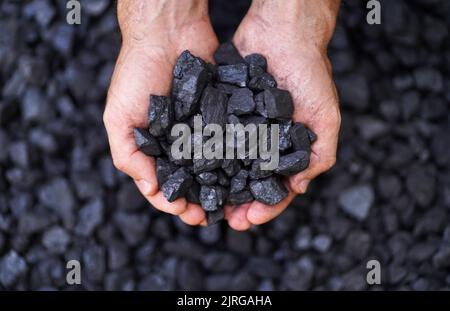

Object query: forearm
[248,0,340,48]
[117,0,209,43]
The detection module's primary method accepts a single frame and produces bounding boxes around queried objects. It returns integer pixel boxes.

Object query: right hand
[103,1,218,225]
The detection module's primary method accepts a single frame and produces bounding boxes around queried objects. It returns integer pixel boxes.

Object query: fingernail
[298,179,310,193]
[136,179,151,195]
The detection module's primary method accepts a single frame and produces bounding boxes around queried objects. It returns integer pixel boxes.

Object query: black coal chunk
[248,64,264,79]
[174,100,198,121]
[206,63,217,80]
[215,83,239,95]
[227,114,240,125]
[249,159,273,179]
[244,53,267,73]
[307,128,317,143]
[239,115,268,127]
[156,157,177,186]
[230,169,248,194]
[207,208,225,226]
[185,181,201,204]
[278,121,292,151]
[196,172,218,186]
[227,88,256,115]
[213,42,244,65]
[200,185,227,211]
[267,121,292,151]
[249,176,288,205]
[168,152,193,167]
[263,88,294,120]
[274,151,310,176]
[161,167,193,202]
[133,128,162,156]
[193,158,223,174]
[217,64,248,87]
[248,73,277,91]
[254,92,267,117]
[216,170,231,187]
[187,113,204,128]
[228,190,254,205]
[148,95,173,137]
[200,86,228,127]
[221,159,241,177]
[0,251,28,287]
[290,123,311,152]
[172,51,209,119]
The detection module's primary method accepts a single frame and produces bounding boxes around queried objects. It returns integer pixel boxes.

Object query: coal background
[0,0,449,290]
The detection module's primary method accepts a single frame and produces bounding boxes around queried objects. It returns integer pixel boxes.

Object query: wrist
[118,0,209,45]
[248,0,340,49]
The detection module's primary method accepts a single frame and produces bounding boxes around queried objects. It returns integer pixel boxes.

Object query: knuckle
[335,109,342,127]
[102,107,112,129]
[323,157,336,170]
[112,156,127,172]
[102,111,109,127]
[293,179,308,194]
[296,186,307,194]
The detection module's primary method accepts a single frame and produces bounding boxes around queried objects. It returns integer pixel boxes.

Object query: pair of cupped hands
[104,1,341,231]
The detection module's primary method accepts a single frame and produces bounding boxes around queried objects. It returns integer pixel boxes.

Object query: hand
[225,0,341,230]
[104,1,218,226]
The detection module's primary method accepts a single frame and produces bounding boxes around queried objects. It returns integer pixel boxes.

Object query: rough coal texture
[217,63,249,87]
[161,168,193,202]
[148,95,173,137]
[207,208,225,226]
[275,151,310,176]
[196,172,219,186]
[290,122,311,152]
[230,169,248,194]
[263,88,294,120]
[133,128,162,156]
[0,0,449,291]
[156,157,177,186]
[248,73,277,91]
[199,86,228,127]
[228,190,254,205]
[249,176,288,205]
[214,42,245,65]
[244,53,268,73]
[227,88,256,115]
[200,186,228,211]
[171,51,209,119]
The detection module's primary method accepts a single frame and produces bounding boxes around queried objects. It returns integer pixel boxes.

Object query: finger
[225,203,252,231]
[246,191,296,225]
[178,203,206,226]
[135,187,188,215]
[289,105,340,194]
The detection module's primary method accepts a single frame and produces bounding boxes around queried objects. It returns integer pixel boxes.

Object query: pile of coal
[134,44,315,225]
[2,0,449,292]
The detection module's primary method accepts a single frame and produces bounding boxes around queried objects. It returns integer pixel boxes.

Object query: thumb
[289,104,340,194]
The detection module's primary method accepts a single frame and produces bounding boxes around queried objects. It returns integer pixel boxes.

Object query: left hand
[225,1,341,230]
